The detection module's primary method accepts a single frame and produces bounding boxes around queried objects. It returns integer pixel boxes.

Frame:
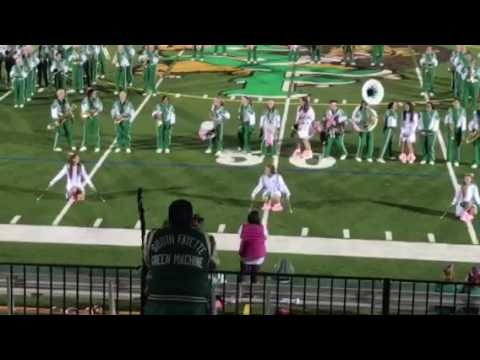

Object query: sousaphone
[362,79,384,132]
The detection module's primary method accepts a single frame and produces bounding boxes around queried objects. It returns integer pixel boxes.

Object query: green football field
[1,45,479,280]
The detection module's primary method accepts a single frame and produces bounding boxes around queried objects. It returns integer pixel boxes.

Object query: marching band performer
[460,55,479,117]
[341,45,356,66]
[80,88,103,153]
[111,90,136,154]
[192,45,205,61]
[251,165,291,213]
[292,96,315,160]
[205,97,231,156]
[323,100,348,160]
[259,100,281,156]
[23,46,38,102]
[10,57,27,109]
[152,95,176,154]
[87,45,100,85]
[288,45,299,63]
[0,45,6,85]
[112,45,130,95]
[50,89,76,152]
[352,100,376,162]
[418,101,440,165]
[48,153,97,202]
[213,45,227,56]
[98,45,109,80]
[399,102,419,164]
[468,110,480,169]
[309,45,322,64]
[445,99,467,167]
[450,45,462,96]
[377,102,399,163]
[246,45,258,65]
[140,45,160,97]
[451,173,480,223]
[237,96,256,153]
[37,45,52,92]
[125,45,136,87]
[419,46,438,97]
[50,51,69,91]
[454,46,468,99]
[68,45,87,94]
[371,45,384,67]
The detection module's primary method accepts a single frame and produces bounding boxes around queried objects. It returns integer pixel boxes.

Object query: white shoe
[165,149,170,154]
[215,150,222,156]
[367,158,373,163]
[142,93,147,97]
[114,91,119,95]
[380,63,384,67]
[14,104,18,108]
[341,61,346,65]
[472,164,478,169]
[223,53,227,56]
[126,148,131,154]
[429,92,434,97]
[351,62,357,66]
[71,146,77,151]
[80,146,87,152]
[420,160,427,165]
[446,161,452,165]
[340,154,347,160]
[429,161,435,166]
[115,148,121,153]
[205,148,212,154]
[213,53,217,56]
[377,158,386,164]
[370,62,375,66]
[420,92,426,96]
[38,88,44,93]
[454,162,459,167]
[79,90,84,94]
[200,58,204,62]
[19,104,24,108]
[54,147,62,152]
[27,98,31,102]
[100,75,105,79]
[94,148,100,153]
[355,157,362,163]
[152,93,157,97]
[237,147,242,151]
[128,83,133,87]
[156,148,163,154]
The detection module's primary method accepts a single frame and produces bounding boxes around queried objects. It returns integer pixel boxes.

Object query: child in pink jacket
[239,210,268,283]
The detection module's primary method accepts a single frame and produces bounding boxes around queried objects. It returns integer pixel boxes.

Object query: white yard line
[0,90,13,102]
[134,220,141,230]
[217,224,226,233]
[301,227,309,237]
[385,231,392,241]
[51,51,184,227]
[343,229,350,239]
[9,215,21,225]
[427,233,436,243]
[93,218,103,228]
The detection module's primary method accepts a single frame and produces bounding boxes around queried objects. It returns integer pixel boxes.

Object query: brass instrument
[48,104,77,130]
[114,113,130,125]
[466,130,480,144]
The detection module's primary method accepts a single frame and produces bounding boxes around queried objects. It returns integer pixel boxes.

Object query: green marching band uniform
[460,60,480,118]
[50,55,69,90]
[113,48,130,94]
[24,52,39,101]
[452,49,468,99]
[37,45,53,89]
[246,45,257,64]
[206,103,231,155]
[377,107,398,162]
[341,45,356,66]
[152,100,176,154]
[213,45,227,55]
[420,50,438,96]
[98,45,108,79]
[125,45,136,87]
[418,108,440,165]
[323,107,348,159]
[288,45,299,62]
[371,45,384,67]
[352,105,376,162]
[80,94,104,153]
[68,47,87,94]
[140,48,160,96]
[111,98,136,153]
[10,60,27,108]
[193,45,205,61]
[445,104,467,166]
[259,106,281,156]
[237,101,256,153]
[87,45,100,85]
[310,45,322,64]
[469,111,480,169]
[50,96,75,151]
[450,49,459,94]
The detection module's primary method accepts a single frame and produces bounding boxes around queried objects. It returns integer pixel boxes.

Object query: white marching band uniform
[49,164,96,199]
[295,106,316,140]
[251,174,291,200]
[259,109,281,145]
[451,184,480,217]
[400,112,419,144]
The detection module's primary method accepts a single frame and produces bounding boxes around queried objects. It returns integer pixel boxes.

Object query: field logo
[216,149,264,167]
[289,154,336,170]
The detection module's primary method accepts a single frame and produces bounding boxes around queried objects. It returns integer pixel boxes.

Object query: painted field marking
[203,94,208,99]
[314,98,319,104]
[134,220,141,230]
[411,49,479,246]
[343,229,350,239]
[52,50,185,227]
[93,218,103,228]
[385,231,392,241]
[9,215,21,224]
[427,233,436,243]
[175,93,181,98]
[0,90,13,102]
[301,227,309,237]
[218,224,226,233]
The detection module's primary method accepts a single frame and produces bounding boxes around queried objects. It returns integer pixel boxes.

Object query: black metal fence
[1,263,479,315]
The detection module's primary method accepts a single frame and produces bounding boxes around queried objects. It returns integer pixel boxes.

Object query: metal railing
[0,263,479,315]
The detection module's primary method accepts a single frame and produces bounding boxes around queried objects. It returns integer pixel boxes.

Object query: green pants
[462,81,479,117]
[310,46,321,63]
[143,64,157,94]
[378,127,394,159]
[208,123,224,152]
[13,78,25,106]
[157,124,172,151]
[54,72,66,90]
[53,120,74,149]
[455,74,464,98]
[193,46,204,59]
[72,64,84,92]
[325,134,348,157]
[89,57,98,83]
[289,48,299,62]
[421,132,437,162]
[126,66,133,86]
[115,67,128,92]
[447,129,463,162]
[473,140,480,166]
[261,140,277,156]
[24,71,34,99]
[343,46,354,64]
[247,47,257,63]
[144,301,209,315]
[422,67,436,93]
[81,117,101,149]
[356,132,374,159]
[115,121,131,150]
[238,123,254,152]
[372,46,384,65]
[98,51,106,77]
[214,45,227,54]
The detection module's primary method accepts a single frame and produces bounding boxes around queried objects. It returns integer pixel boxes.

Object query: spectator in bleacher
[143,199,211,315]
[239,210,268,283]
[193,214,220,271]
[443,264,455,282]
[466,267,480,287]
[435,264,458,293]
